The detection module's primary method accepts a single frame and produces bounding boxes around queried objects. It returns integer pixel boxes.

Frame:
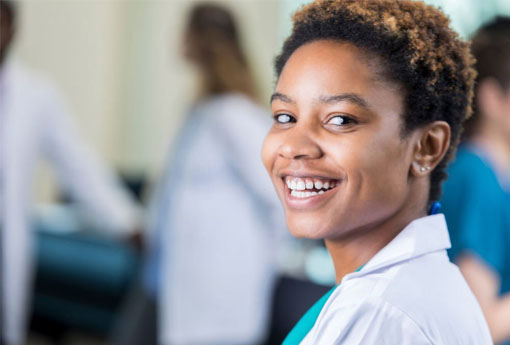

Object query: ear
[410,121,451,177]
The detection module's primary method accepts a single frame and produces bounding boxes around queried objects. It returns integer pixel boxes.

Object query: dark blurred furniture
[29,172,144,343]
[264,276,332,345]
[30,228,139,342]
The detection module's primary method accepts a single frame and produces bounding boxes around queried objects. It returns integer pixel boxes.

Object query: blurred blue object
[32,224,139,335]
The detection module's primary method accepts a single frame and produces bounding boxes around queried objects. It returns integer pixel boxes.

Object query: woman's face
[262,40,419,240]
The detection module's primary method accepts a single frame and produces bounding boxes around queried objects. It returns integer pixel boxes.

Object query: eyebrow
[318,93,369,109]
[270,92,369,109]
[270,92,295,104]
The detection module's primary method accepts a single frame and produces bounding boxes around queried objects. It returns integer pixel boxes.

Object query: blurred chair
[30,226,139,343]
[28,173,145,343]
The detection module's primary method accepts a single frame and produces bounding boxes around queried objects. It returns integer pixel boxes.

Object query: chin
[285,214,334,239]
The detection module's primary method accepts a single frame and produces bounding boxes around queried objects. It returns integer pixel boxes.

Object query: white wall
[14,0,124,161]
[13,0,126,201]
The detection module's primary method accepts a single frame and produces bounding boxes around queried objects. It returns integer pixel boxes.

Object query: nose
[278,128,323,160]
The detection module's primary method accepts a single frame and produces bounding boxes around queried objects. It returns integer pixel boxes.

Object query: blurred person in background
[441,16,510,345]
[0,1,141,344]
[139,3,285,345]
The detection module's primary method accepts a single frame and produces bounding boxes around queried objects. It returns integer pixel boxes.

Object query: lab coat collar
[344,214,451,281]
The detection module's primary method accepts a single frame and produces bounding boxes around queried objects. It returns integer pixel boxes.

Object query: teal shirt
[283,266,364,345]
[282,285,337,345]
[442,145,510,293]
[441,145,510,345]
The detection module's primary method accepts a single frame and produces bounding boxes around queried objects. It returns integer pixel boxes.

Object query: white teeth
[291,190,303,198]
[291,190,315,198]
[286,176,338,194]
[291,188,328,198]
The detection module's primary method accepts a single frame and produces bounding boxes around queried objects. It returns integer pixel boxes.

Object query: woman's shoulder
[447,144,506,199]
[449,145,492,175]
[446,144,502,191]
[321,259,491,344]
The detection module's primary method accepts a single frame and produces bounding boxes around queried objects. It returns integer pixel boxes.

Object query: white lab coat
[0,61,140,345]
[301,214,493,345]
[154,93,286,345]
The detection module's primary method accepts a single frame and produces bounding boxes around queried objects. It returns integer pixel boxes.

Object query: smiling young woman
[261,0,493,344]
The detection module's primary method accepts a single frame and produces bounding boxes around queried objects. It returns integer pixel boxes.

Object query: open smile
[282,175,341,209]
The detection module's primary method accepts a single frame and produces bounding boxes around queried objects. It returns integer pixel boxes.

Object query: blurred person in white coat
[0,2,141,344]
[141,4,286,345]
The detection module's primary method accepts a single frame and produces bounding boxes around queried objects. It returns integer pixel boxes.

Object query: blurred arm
[39,84,141,235]
[457,254,510,344]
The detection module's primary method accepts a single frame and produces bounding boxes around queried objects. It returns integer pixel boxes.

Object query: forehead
[274,40,405,127]
[277,40,391,94]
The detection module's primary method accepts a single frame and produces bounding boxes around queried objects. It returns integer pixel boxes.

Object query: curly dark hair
[275,0,476,203]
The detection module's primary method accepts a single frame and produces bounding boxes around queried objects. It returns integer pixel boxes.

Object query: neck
[472,125,510,179]
[325,194,427,284]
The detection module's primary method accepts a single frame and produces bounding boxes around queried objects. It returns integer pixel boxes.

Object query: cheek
[341,135,410,202]
[261,131,277,173]
[366,142,410,204]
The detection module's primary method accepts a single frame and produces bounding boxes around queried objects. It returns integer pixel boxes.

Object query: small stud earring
[420,166,431,172]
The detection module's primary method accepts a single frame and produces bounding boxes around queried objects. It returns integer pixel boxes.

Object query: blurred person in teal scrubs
[441,16,510,345]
